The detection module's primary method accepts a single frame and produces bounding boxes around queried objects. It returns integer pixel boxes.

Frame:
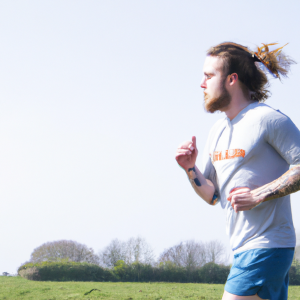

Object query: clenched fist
[175,136,198,172]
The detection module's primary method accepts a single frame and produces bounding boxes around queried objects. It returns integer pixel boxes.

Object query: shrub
[289,261,300,285]
[157,261,187,282]
[18,267,40,281]
[198,262,230,284]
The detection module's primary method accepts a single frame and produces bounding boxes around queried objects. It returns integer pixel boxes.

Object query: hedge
[18,260,300,284]
[18,261,117,282]
[18,261,230,283]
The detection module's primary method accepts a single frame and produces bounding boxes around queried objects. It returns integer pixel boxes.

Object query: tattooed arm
[186,165,218,205]
[175,136,216,205]
[228,165,300,212]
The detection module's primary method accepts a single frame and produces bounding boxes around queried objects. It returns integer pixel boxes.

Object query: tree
[159,242,184,267]
[294,245,300,262]
[30,240,99,264]
[159,240,206,270]
[99,237,154,267]
[294,232,300,263]
[159,240,227,269]
[204,240,226,264]
[124,237,154,265]
[100,239,125,268]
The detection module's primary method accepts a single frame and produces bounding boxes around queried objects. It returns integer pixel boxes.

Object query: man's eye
[206,75,211,79]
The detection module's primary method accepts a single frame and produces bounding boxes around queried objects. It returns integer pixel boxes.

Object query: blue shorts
[225,248,294,299]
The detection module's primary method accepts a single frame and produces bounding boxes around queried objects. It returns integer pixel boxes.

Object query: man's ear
[229,73,238,85]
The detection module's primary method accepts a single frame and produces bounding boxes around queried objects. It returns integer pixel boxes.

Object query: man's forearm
[253,165,300,202]
[186,165,217,205]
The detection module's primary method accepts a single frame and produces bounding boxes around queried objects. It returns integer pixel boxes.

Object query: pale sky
[1,0,300,274]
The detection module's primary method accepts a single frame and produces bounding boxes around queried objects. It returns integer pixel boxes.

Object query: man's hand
[175,136,198,171]
[227,187,265,212]
[175,136,216,204]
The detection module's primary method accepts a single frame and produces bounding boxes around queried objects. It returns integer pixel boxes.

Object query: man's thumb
[192,136,197,148]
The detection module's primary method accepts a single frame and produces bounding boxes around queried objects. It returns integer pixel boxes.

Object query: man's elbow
[206,193,219,206]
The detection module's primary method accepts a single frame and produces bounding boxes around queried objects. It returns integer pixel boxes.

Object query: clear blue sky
[1,0,300,273]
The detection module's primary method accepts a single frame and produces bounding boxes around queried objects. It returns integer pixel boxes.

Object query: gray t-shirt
[202,102,300,253]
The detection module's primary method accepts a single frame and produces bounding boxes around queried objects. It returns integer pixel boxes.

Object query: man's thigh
[222,290,264,300]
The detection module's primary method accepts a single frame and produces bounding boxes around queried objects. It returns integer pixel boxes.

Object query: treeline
[23,238,228,269]
[18,238,300,284]
[18,238,229,283]
[100,238,226,268]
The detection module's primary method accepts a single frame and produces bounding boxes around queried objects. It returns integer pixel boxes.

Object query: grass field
[0,277,300,300]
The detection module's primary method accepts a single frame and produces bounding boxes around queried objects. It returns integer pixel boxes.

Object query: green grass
[0,277,300,300]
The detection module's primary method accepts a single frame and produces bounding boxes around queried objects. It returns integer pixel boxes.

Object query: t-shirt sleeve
[265,110,300,165]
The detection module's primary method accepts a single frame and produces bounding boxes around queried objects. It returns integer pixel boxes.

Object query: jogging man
[175,42,299,299]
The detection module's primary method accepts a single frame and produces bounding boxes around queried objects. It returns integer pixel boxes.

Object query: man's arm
[186,165,218,205]
[175,136,217,205]
[228,165,300,212]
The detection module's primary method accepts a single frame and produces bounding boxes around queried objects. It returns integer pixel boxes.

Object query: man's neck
[223,96,253,121]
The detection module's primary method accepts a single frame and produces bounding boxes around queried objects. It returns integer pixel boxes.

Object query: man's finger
[230,187,250,195]
[230,195,237,206]
[233,204,252,212]
[230,194,249,205]
[234,205,238,213]
[227,187,250,200]
[178,142,193,150]
[176,149,192,156]
[228,191,249,201]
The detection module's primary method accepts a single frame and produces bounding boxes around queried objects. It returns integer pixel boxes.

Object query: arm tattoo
[211,194,218,206]
[253,165,300,202]
[193,178,201,186]
[187,167,201,187]
[187,166,218,205]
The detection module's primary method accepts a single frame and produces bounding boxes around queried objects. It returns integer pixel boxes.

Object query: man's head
[201,42,295,113]
[201,55,232,113]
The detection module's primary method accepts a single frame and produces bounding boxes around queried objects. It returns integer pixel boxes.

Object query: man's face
[200,56,231,113]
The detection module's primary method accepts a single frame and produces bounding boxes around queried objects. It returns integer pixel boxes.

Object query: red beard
[204,83,231,113]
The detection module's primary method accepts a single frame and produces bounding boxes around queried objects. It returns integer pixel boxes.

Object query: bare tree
[30,240,99,264]
[183,240,207,270]
[159,239,227,268]
[159,240,206,269]
[100,239,125,267]
[296,231,300,246]
[99,237,154,267]
[294,231,300,262]
[294,245,300,263]
[204,240,226,264]
[159,242,184,266]
[124,237,154,264]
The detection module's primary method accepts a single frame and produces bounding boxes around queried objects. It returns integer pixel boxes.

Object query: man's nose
[200,77,206,89]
